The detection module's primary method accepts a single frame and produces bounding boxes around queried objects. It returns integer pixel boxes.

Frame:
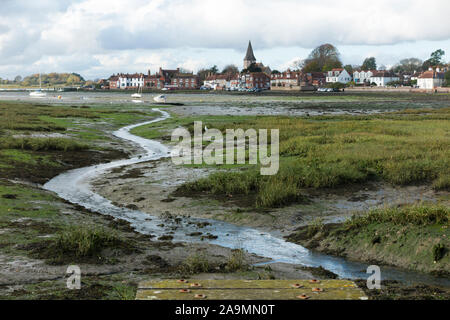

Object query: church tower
[243,41,256,69]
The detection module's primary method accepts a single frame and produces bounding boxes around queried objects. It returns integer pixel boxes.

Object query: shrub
[179,170,260,195]
[55,226,122,258]
[179,253,210,274]
[225,249,248,272]
[256,178,304,208]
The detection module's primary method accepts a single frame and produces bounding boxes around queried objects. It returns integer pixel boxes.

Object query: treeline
[289,44,448,76]
[1,73,86,86]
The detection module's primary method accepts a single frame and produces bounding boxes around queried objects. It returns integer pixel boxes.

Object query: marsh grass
[0,137,88,151]
[345,204,449,229]
[178,108,450,208]
[179,253,211,274]
[225,249,249,272]
[54,226,123,258]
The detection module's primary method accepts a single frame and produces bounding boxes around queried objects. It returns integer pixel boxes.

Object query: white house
[417,68,445,89]
[326,68,352,84]
[369,71,399,86]
[118,73,145,89]
[203,74,229,90]
[353,70,375,84]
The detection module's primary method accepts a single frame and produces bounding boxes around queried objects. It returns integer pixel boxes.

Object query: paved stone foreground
[136,279,368,300]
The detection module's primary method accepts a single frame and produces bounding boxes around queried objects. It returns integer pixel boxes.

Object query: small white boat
[153,94,166,103]
[29,90,47,97]
[30,73,47,97]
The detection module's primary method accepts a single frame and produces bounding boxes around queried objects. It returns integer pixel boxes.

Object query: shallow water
[43,108,450,287]
[0,90,423,116]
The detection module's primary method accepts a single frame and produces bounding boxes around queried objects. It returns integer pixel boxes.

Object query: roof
[418,71,445,79]
[117,73,144,79]
[371,70,397,78]
[244,41,256,61]
[206,74,230,81]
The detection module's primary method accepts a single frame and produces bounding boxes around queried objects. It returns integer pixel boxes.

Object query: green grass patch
[0,137,88,151]
[54,226,123,258]
[169,107,450,208]
[346,204,449,228]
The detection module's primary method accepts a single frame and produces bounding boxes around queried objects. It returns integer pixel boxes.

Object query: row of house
[328,67,446,88]
[106,41,447,91]
[109,68,200,90]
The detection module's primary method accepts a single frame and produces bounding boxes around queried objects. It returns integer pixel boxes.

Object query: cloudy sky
[0,0,449,80]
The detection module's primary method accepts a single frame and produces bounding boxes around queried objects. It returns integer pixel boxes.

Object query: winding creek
[43,108,450,287]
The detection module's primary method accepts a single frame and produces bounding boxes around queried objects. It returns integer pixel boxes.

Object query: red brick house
[108,76,119,89]
[270,69,301,88]
[241,72,270,89]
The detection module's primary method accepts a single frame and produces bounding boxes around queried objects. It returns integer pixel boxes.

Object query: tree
[430,49,445,66]
[197,68,210,82]
[14,75,22,83]
[210,65,219,74]
[242,63,262,73]
[290,59,304,71]
[361,57,377,70]
[344,65,353,75]
[221,64,239,75]
[271,70,281,74]
[392,58,423,73]
[302,43,342,72]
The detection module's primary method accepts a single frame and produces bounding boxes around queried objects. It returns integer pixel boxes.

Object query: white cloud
[0,0,449,79]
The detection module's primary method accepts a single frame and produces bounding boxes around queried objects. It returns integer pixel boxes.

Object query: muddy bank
[91,157,446,235]
[0,148,128,185]
[0,182,322,300]
[286,215,450,277]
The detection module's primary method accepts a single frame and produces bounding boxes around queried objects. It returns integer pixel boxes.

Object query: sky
[0,0,449,80]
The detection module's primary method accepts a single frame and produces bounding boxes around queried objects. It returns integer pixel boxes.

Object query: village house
[270,69,301,88]
[203,74,231,90]
[305,72,326,87]
[353,70,375,84]
[241,72,271,89]
[170,71,199,89]
[369,71,399,86]
[144,72,164,89]
[117,73,145,89]
[417,68,445,89]
[108,75,119,89]
[228,74,241,90]
[326,68,352,84]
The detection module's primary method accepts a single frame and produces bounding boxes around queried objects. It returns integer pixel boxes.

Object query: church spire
[243,41,257,69]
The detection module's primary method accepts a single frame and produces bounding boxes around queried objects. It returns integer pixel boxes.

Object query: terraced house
[241,72,270,89]
[353,70,375,84]
[270,69,301,88]
[110,68,199,90]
